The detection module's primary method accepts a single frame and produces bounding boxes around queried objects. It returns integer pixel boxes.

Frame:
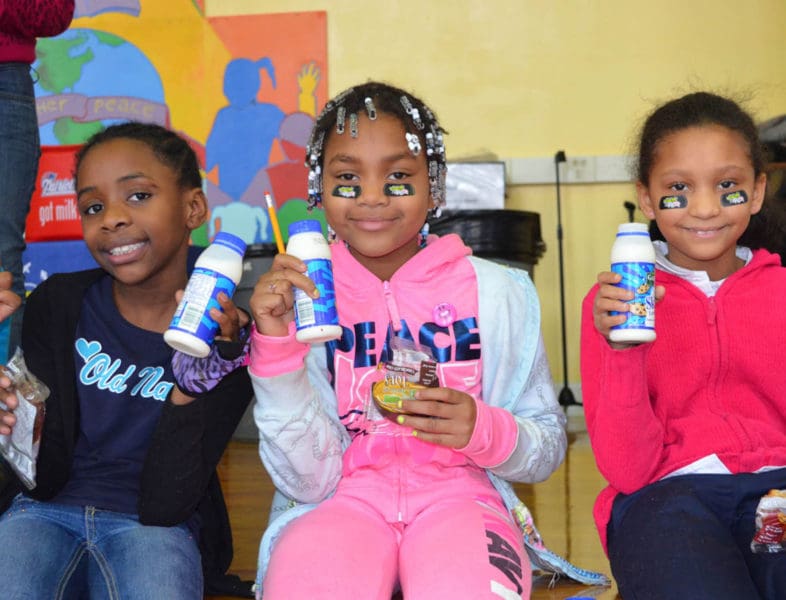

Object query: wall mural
[32,0,328,248]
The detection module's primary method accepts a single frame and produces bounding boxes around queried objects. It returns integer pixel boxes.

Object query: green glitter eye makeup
[721,190,748,206]
[332,185,361,198]
[383,183,415,197]
[659,195,687,209]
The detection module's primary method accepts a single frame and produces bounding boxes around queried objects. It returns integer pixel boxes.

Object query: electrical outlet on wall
[505,155,633,184]
[565,156,595,183]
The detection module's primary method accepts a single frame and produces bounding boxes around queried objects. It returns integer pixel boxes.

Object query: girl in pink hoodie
[248,81,569,599]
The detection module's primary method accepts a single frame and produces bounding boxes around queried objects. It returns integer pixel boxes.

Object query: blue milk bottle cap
[288,219,323,237]
[213,231,247,256]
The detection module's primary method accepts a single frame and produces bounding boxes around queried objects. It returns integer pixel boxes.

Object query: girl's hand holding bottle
[208,291,248,344]
[249,253,317,337]
[396,387,478,449]
[593,270,665,349]
[170,291,251,404]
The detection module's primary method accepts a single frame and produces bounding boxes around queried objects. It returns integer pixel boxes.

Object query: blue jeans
[0,495,203,599]
[608,468,786,600]
[0,62,40,360]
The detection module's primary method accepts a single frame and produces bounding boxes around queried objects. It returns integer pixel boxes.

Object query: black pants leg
[607,469,786,600]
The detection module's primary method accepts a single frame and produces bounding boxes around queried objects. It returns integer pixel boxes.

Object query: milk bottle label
[168,267,237,342]
[294,258,339,331]
[610,262,655,331]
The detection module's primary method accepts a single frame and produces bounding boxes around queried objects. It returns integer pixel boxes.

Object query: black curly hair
[74,121,202,191]
[305,81,447,209]
[637,92,765,185]
[638,92,785,252]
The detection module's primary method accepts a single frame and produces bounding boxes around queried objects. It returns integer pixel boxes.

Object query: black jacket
[2,267,253,591]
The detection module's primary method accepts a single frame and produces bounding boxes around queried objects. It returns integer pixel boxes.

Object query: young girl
[0,122,253,598]
[581,92,786,600]
[247,81,568,599]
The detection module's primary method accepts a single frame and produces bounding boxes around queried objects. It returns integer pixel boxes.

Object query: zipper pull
[383,281,402,332]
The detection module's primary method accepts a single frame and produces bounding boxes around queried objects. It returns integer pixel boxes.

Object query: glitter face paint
[721,190,748,206]
[383,183,415,197]
[332,185,361,198]
[659,195,687,209]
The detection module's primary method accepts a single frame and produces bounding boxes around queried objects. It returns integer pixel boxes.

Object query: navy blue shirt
[53,275,176,514]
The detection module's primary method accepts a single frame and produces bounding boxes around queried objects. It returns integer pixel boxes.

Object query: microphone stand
[624,201,636,223]
[555,150,580,408]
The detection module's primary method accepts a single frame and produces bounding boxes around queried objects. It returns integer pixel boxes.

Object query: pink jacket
[250,234,565,502]
[580,248,786,552]
[249,233,577,585]
[0,0,74,63]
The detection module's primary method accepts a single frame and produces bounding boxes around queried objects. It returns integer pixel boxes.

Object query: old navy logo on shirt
[76,338,173,400]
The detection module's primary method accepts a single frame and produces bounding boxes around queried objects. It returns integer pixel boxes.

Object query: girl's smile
[104,240,148,265]
[350,216,399,231]
[684,225,726,237]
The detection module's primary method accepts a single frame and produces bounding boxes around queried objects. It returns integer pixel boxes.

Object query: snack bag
[371,337,438,417]
[0,349,49,489]
[751,489,786,553]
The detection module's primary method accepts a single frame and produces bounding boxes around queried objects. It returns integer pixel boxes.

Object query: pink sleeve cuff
[600,341,651,408]
[248,323,309,378]
[459,398,518,468]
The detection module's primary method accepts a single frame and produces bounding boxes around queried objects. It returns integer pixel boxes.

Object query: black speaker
[428,209,546,278]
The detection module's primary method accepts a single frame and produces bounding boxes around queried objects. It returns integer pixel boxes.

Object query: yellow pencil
[265,191,285,254]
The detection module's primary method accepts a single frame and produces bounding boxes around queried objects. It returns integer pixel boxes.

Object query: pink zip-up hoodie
[250,234,526,504]
[250,233,586,587]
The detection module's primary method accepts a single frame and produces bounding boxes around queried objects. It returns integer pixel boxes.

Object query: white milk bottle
[286,220,342,343]
[164,231,247,357]
[609,222,656,343]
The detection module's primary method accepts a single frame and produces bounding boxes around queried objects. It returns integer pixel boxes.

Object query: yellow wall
[207,0,786,391]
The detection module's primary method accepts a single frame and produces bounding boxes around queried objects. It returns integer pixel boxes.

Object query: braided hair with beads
[305,81,447,212]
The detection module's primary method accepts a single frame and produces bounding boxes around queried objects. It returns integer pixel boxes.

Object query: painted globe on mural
[33,28,165,145]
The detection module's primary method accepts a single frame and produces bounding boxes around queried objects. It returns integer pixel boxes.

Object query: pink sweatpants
[262,490,530,599]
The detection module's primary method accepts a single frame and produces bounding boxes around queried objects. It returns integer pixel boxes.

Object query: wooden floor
[206,408,621,600]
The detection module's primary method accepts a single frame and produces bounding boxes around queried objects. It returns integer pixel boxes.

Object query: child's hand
[0,272,21,324]
[0,371,18,436]
[593,271,665,348]
[249,254,318,337]
[396,387,477,449]
[210,291,249,343]
[169,291,250,405]
[172,289,248,344]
